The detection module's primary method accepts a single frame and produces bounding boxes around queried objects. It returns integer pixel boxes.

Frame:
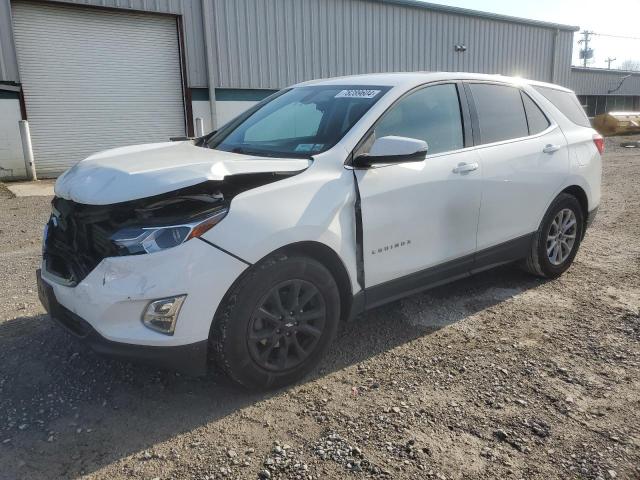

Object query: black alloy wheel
[212,254,340,390]
[247,279,327,372]
[522,193,584,278]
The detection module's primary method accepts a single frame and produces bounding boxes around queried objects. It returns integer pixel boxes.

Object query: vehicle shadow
[0,265,544,479]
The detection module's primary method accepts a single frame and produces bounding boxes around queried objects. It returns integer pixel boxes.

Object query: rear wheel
[523,193,584,278]
[212,253,340,390]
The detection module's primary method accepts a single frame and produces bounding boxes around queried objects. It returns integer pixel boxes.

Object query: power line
[591,32,640,41]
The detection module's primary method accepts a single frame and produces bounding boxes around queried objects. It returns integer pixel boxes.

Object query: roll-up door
[11,1,186,177]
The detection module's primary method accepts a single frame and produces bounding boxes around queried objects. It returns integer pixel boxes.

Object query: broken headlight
[111,208,228,255]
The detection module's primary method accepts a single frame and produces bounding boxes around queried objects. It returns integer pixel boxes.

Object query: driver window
[361,83,464,156]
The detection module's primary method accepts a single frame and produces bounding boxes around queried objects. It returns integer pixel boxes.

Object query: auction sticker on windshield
[335,89,381,99]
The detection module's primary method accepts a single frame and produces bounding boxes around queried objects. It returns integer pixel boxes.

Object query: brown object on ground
[0,135,638,479]
[593,111,640,136]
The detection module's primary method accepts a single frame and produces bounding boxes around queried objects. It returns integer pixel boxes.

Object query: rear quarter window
[533,86,591,128]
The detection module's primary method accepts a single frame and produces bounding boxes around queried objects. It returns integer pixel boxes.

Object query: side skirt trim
[363,233,534,310]
[471,233,533,274]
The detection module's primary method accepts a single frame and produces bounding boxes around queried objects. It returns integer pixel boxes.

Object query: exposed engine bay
[44,172,293,285]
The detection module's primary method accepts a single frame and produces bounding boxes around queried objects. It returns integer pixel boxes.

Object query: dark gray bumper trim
[37,269,209,376]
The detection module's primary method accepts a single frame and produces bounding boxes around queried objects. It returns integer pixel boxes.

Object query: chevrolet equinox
[37,73,603,389]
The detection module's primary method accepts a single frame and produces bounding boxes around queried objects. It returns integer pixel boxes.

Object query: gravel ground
[0,137,638,480]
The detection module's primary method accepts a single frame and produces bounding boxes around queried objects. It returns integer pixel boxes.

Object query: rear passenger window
[533,86,591,128]
[521,92,550,135]
[371,83,464,155]
[469,83,529,144]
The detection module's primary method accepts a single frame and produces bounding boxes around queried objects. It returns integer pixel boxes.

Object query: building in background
[569,67,640,116]
[0,0,631,179]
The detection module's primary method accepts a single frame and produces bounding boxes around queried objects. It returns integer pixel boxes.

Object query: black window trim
[347,80,472,167]
[519,90,551,136]
[463,80,558,149]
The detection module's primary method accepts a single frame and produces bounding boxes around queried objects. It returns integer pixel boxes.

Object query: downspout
[201,0,218,130]
[550,28,559,84]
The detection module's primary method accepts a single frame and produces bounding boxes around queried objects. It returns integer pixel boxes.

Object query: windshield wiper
[230,146,283,157]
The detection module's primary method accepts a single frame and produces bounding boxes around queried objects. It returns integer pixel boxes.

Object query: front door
[354,83,482,305]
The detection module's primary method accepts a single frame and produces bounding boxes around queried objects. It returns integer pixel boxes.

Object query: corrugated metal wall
[0,0,19,81]
[0,0,208,87]
[209,0,571,89]
[1,0,575,89]
[554,30,574,88]
[569,68,640,96]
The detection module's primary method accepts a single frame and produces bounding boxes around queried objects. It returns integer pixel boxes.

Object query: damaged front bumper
[37,237,248,375]
[37,272,209,375]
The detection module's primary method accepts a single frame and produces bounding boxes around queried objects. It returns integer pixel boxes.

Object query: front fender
[201,164,360,292]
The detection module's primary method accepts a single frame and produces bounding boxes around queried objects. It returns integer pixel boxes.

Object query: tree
[619,59,640,71]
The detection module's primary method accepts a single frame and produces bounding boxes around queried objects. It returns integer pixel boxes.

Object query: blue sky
[419,0,640,69]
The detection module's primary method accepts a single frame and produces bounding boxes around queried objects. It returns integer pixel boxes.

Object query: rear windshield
[533,86,591,128]
[207,85,390,158]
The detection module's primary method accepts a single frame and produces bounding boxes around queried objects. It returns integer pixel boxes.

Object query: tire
[211,253,340,390]
[522,193,584,279]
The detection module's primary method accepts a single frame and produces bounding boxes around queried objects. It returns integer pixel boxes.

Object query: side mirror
[353,136,428,167]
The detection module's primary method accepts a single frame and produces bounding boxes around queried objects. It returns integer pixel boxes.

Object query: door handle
[452,162,479,174]
[543,144,561,154]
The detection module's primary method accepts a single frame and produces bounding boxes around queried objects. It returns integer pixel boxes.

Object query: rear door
[466,82,569,254]
[354,83,482,304]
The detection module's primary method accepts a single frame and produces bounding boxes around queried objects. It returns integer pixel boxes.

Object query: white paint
[0,98,26,179]
[368,136,428,157]
[44,72,601,352]
[41,236,247,346]
[475,124,570,250]
[355,147,482,287]
[54,141,311,205]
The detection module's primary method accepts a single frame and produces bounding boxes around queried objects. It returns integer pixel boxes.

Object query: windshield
[207,85,390,158]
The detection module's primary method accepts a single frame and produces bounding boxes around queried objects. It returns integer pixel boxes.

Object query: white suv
[37,73,602,389]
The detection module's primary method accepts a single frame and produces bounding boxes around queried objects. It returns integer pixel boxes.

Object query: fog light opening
[142,295,187,335]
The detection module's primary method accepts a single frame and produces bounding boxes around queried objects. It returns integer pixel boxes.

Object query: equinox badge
[371,240,411,255]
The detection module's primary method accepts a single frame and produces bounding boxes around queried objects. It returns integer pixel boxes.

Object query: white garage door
[11,2,186,177]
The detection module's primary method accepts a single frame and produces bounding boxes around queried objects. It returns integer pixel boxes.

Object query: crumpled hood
[54,142,311,205]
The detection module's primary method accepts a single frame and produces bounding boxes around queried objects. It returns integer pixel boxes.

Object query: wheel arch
[210,240,355,344]
[561,185,588,216]
[560,185,588,238]
[271,241,354,324]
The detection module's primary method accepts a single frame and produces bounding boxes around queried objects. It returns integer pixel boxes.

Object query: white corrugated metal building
[0,0,614,179]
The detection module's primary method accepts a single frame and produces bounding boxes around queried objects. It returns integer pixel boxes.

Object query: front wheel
[522,193,584,278]
[211,253,340,390]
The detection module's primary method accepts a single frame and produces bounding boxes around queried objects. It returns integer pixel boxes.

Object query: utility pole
[578,30,594,67]
[605,57,616,69]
